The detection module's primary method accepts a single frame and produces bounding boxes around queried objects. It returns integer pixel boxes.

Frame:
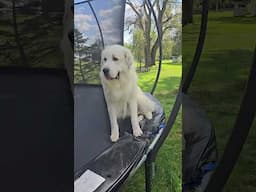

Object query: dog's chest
[115,101,129,119]
[108,82,131,101]
[109,89,131,118]
[111,89,129,100]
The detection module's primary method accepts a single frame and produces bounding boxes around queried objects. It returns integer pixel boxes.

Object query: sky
[74,0,181,45]
[74,0,125,45]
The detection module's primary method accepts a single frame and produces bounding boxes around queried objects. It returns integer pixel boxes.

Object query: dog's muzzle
[103,68,120,80]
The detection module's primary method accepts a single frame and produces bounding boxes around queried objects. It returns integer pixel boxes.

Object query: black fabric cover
[0,68,73,192]
[182,94,218,191]
[74,85,165,191]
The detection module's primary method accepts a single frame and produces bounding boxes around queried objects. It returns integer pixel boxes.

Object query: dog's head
[100,44,134,81]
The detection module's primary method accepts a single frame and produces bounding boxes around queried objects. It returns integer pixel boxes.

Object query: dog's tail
[137,87,155,119]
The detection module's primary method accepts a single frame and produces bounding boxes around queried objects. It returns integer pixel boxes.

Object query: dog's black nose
[103,68,109,74]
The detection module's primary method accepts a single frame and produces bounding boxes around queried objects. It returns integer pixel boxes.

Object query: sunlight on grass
[120,60,182,192]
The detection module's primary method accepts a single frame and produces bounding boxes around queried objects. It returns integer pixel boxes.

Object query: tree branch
[163,25,173,35]
[163,15,172,24]
[126,0,142,18]
[126,0,145,31]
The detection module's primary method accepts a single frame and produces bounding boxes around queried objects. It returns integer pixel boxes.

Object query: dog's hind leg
[129,99,143,137]
[138,115,144,122]
[144,112,153,120]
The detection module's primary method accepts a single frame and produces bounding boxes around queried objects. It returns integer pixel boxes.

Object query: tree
[162,33,173,60]
[150,0,174,66]
[12,0,28,66]
[126,0,177,67]
[74,28,87,82]
[182,0,193,26]
[172,28,181,57]
[0,0,63,67]
[132,28,144,69]
[171,12,181,57]
[74,29,102,84]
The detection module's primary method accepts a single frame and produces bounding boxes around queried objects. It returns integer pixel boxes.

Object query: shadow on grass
[185,48,254,158]
[208,15,256,24]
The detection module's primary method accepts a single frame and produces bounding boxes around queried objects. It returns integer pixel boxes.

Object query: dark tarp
[0,68,73,192]
[182,94,218,191]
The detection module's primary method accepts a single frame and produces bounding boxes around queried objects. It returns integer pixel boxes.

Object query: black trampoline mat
[74,84,165,191]
[74,85,112,174]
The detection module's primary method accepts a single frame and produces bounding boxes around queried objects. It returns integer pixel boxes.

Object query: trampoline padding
[182,94,217,190]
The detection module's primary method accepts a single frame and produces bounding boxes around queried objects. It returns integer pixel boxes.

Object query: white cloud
[75,14,94,33]
[101,18,114,32]
[99,4,122,18]
[99,4,123,43]
[99,9,113,18]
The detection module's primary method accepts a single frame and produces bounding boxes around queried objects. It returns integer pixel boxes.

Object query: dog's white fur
[100,45,155,142]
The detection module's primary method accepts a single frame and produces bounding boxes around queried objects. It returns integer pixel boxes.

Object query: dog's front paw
[133,127,143,137]
[110,132,119,142]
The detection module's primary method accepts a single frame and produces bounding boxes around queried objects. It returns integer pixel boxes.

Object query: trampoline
[73,0,181,191]
[74,85,165,191]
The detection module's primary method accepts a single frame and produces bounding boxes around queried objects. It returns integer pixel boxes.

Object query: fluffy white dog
[100,45,155,142]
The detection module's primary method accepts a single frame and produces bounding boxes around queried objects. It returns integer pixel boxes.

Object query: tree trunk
[151,35,161,66]
[216,0,219,11]
[78,47,85,82]
[151,43,158,66]
[127,0,174,68]
[139,58,142,72]
[182,0,193,26]
[144,9,151,68]
[151,16,163,66]
[144,42,151,68]
[79,57,85,82]
[12,0,28,66]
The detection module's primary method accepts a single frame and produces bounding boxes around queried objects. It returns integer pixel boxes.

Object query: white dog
[100,45,155,142]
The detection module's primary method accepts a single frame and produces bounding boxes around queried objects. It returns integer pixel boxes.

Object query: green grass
[183,11,256,192]
[120,60,182,192]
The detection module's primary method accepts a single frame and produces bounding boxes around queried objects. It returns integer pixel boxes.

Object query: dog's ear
[124,48,133,69]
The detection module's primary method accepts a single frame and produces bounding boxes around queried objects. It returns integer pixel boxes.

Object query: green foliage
[162,35,173,59]
[126,0,181,67]
[74,28,101,84]
[0,3,64,68]
[132,28,144,63]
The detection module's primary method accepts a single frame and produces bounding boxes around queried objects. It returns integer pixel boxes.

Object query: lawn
[183,11,256,192]
[120,60,182,192]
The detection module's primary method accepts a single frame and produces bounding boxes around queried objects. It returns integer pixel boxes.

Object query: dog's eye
[112,56,118,61]
[104,57,107,61]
